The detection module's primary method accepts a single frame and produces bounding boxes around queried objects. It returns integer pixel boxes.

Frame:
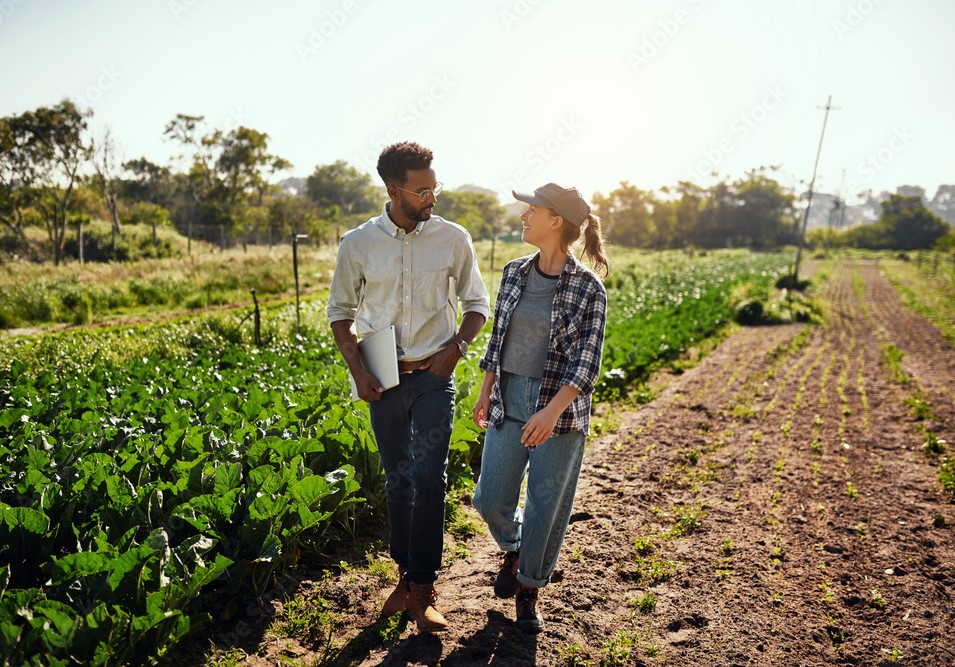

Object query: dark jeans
[368,369,455,585]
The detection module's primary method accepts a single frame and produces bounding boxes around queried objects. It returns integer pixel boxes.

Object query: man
[327,142,489,631]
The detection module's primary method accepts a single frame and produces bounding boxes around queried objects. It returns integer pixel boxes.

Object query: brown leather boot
[380,567,407,617]
[515,584,543,634]
[406,580,448,632]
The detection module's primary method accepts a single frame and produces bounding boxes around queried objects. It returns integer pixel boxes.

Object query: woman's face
[519,205,558,246]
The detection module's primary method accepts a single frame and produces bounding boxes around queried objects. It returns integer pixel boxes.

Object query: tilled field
[231,258,954,667]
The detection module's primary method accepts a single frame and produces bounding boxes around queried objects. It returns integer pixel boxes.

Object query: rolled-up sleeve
[455,235,491,320]
[327,237,361,324]
[560,283,607,396]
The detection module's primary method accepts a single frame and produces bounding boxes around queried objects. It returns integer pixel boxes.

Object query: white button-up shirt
[327,204,491,362]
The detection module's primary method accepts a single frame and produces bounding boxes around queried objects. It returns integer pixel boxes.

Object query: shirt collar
[517,252,580,277]
[376,202,427,238]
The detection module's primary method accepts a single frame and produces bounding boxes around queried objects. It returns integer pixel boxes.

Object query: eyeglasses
[394,182,443,202]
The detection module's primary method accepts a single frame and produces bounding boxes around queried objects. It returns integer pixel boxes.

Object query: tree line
[1,99,950,265]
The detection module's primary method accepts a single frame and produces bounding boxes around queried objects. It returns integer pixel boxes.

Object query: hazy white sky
[2,0,952,205]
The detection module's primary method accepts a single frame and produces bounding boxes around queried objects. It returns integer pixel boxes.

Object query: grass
[558,642,593,666]
[0,241,339,330]
[628,591,657,614]
[269,593,336,645]
[939,457,955,496]
[880,253,955,345]
[600,630,639,667]
[881,344,910,385]
[845,482,859,500]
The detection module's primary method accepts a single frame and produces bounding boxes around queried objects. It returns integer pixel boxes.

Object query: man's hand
[422,343,460,378]
[355,369,386,402]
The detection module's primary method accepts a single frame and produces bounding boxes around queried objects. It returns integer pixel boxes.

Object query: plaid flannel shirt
[479,253,607,435]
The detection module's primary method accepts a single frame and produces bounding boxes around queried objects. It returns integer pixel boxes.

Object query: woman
[472,182,609,634]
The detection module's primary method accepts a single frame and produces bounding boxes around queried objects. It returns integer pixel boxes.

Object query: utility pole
[793,95,839,286]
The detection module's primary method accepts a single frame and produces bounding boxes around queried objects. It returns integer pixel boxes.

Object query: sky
[1,0,953,206]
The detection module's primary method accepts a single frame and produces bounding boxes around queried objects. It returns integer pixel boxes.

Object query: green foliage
[0,250,797,661]
[64,219,184,262]
[593,168,797,249]
[438,189,505,239]
[123,201,172,229]
[839,194,948,250]
[305,160,379,221]
[597,252,791,400]
[0,321,369,663]
[881,344,910,384]
[940,457,955,496]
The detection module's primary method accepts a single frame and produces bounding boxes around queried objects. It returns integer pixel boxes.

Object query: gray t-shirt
[500,259,559,379]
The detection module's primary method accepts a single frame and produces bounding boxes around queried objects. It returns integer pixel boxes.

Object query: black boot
[494,550,520,598]
[515,584,543,634]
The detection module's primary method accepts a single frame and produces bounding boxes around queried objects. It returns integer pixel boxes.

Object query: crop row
[0,252,790,665]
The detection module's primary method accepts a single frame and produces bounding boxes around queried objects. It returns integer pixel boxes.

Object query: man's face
[393,167,439,222]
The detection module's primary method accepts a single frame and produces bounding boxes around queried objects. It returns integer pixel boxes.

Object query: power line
[793,95,841,284]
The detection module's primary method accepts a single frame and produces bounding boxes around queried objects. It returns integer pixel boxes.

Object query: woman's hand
[521,407,560,447]
[472,392,491,429]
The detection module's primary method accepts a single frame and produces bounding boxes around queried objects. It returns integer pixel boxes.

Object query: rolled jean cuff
[516,572,547,589]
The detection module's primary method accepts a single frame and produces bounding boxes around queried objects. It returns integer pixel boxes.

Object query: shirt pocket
[551,310,580,355]
[413,257,453,311]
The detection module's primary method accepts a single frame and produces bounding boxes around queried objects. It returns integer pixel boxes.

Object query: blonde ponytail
[582,213,610,277]
[559,212,609,277]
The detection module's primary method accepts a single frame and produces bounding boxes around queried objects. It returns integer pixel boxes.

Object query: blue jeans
[368,369,455,585]
[472,372,586,588]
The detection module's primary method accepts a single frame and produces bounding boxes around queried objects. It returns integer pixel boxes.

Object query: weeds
[559,642,592,666]
[881,344,910,384]
[629,591,657,614]
[880,647,904,663]
[904,394,935,420]
[870,589,887,610]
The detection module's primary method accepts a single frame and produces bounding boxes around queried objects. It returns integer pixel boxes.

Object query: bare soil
[194,258,955,667]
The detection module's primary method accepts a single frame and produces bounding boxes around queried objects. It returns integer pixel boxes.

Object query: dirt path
[227,258,954,667]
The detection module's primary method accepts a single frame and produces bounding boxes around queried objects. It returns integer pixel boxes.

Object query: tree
[672,181,705,246]
[163,115,290,252]
[731,169,797,248]
[163,114,216,254]
[1,99,91,265]
[437,190,505,239]
[122,157,173,206]
[305,160,379,219]
[213,126,291,250]
[267,192,321,243]
[90,126,123,243]
[0,116,31,250]
[878,194,948,250]
[592,182,654,247]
